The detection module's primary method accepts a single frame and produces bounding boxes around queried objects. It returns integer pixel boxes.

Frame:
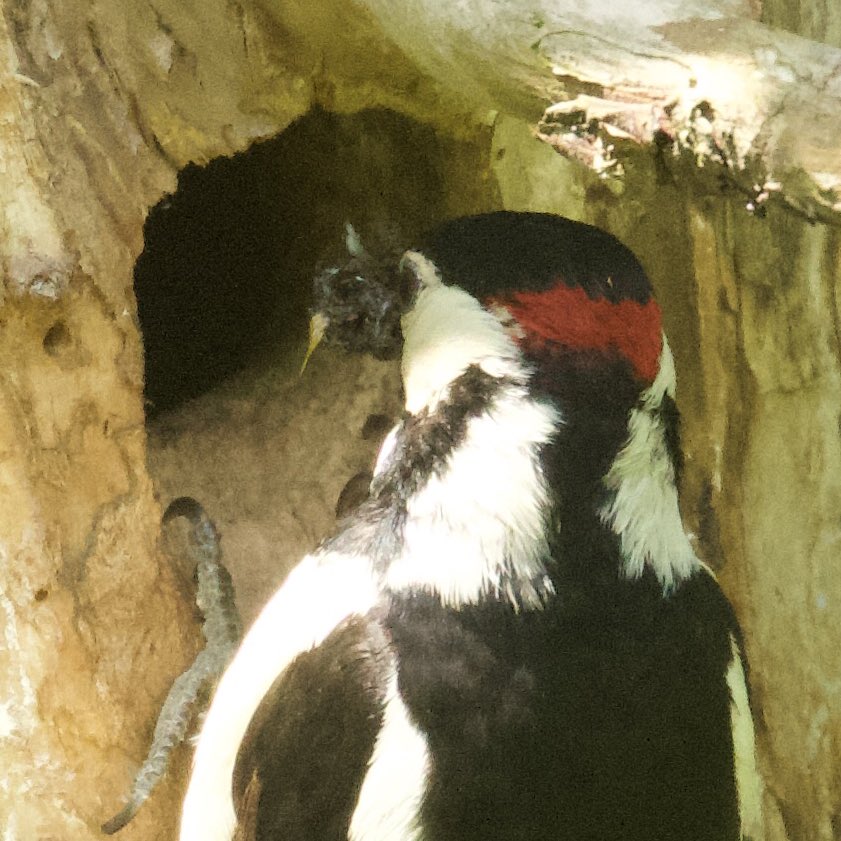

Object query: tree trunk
[0,1,838,839]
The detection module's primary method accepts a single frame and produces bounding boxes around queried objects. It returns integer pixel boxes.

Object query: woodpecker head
[309,212,698,593]
[309,213,663,413]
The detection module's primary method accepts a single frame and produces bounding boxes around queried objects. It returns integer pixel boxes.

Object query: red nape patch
[494,284,663,384]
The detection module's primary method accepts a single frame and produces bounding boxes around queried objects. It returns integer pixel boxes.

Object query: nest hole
[135,106,486,416]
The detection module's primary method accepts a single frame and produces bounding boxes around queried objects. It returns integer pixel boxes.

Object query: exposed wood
[536,17,841,224]
[360,1,841,224]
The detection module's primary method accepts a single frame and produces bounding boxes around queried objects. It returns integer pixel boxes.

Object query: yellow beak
[299,312,329,376]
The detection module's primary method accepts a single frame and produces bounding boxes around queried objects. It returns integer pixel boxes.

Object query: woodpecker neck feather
[371,280,560,610]
[382,274,695,604]
[384,379,559,610]
[599,336,700,591]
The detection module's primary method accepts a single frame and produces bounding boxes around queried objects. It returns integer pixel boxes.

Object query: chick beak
[300,312,329,376]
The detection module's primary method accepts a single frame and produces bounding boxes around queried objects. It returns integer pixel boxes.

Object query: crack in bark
[535,27,694,74]
[825,230,841,379]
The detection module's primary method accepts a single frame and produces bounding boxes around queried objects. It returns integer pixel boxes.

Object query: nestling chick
[302,224,406,372]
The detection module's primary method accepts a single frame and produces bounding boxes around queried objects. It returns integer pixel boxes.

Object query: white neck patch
[598,336,699,592]
[384,380,560,610]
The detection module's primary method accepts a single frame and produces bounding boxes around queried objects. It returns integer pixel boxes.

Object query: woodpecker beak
[300,312,329,376]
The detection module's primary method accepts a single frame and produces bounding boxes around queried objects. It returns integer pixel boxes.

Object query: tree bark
[0,1,450,836]
[0,3,197,834]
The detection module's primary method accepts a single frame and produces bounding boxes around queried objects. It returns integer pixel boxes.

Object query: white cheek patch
[388,277,560,608]
[179,552,379,841]
[400,282,524,415]
[599,336,699,592]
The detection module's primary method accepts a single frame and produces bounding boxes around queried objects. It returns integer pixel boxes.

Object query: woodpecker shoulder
[232,613,393,841]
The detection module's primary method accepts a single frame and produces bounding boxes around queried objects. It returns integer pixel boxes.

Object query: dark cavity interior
[135,107,493,415]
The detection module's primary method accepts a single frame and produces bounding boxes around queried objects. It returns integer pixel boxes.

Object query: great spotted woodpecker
[179,212,763,841]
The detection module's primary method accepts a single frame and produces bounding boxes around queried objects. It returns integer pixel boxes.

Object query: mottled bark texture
[0,1,839,840]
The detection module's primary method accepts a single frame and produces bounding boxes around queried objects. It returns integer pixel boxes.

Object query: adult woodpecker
[179,212,763,841]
